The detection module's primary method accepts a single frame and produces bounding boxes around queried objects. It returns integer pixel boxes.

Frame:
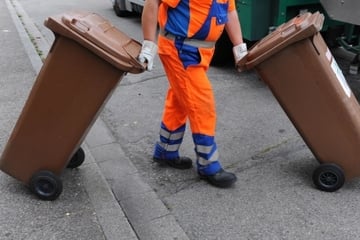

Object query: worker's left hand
[232,43,248,72]
[138,40,158,71]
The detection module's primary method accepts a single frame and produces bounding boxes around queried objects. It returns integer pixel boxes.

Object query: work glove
[232,43,248,72]
[138,40,158,71]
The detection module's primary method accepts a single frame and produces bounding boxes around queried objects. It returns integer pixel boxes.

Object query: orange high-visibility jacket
[158,0,236,41]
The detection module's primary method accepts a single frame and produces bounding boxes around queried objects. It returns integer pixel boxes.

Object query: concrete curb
[5,0,44,73]
[6,0,189,239]
[86,119,190,240]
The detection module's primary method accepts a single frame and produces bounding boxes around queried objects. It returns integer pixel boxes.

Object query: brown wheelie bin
[241,12,360,192]
[0,11,145,200]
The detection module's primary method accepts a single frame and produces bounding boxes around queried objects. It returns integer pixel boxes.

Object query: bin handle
[68,18,90,33]
[254,12,323,49]
[122,40,148,68]
[59,12,146,72]
[244,12,324,70]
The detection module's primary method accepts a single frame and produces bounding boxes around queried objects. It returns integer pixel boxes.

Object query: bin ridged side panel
[255,33,360,180]
[0,36,124,184]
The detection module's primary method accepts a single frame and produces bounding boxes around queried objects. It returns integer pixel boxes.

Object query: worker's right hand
[138,40,158,71]
[233,43,248,72]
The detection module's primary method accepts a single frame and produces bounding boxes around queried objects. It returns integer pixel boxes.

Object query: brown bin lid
[44,11,145,74]
[244,12,324,70]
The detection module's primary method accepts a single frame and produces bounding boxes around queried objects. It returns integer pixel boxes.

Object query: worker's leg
[152,86,193,170]
[154,37,236,187]
[157,38,221,173]
[152,37,191,169]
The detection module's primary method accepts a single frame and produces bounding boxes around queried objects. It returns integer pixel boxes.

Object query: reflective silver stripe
[159,29,215,49]
[159,128,184,141]
[159,142,181,152]
[197,150,219,165]
[196,144,213,154]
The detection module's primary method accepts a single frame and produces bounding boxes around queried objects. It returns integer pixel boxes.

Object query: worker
[138,0,248,188]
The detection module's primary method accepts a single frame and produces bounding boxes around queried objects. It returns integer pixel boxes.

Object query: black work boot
[153,156,193,169]
[199,169,237,188]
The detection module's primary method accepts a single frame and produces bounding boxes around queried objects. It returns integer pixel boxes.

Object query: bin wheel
[29,170,63,201]
[312,163,345,192]
[67,147,85,169]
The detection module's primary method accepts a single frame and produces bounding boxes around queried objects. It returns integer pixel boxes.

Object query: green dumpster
[272,0,321,26]
[237,0,273,41]
[236,0,341,42]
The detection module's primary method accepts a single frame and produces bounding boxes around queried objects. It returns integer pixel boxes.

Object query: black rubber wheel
[113,0,131,17]
[312,163,345,192]
[67,147,85,169]
[29,170,63,201]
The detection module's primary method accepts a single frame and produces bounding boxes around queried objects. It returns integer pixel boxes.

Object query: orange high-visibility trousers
[158,35,216,136]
